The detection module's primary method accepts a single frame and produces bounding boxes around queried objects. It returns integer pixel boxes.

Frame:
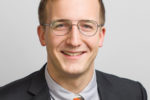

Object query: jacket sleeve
[137,82,147,100]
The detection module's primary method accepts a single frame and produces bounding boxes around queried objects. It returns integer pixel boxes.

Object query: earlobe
[37,25,46,46]
[99,27,106,47]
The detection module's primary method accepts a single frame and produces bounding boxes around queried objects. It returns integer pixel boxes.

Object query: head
[37,0,106,77]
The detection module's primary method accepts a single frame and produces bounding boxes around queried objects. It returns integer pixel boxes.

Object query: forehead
[46,0,100,21]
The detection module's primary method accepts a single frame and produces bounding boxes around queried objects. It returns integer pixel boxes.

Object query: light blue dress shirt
[45,66,100,100]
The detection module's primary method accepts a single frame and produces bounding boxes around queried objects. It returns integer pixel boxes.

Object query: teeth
[63,52,83,56]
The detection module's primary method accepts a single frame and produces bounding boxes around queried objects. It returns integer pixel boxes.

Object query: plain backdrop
[0,0,149,98]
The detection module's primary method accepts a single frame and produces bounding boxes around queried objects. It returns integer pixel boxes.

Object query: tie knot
[73,95,84,100]
[73,98,80,100]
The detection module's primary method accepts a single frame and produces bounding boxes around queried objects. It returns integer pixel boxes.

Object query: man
[0,0,147,100]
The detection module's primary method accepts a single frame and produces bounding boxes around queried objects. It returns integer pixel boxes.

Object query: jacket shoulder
[96,70,147,100]
[96,70,138,85]
[0,71,39,100]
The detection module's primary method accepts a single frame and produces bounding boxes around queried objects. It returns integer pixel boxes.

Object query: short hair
[38,0,105,26]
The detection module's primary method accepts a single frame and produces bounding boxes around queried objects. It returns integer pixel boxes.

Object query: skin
[37,0,106,93]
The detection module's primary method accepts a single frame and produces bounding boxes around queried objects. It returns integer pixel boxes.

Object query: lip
[61,50,86,60]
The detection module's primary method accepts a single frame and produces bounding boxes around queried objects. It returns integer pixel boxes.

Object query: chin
[61,64,87,75]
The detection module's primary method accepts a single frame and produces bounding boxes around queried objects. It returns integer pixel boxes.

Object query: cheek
[46,34,65,52]
[45,33,57,52]
[85,37,100,51]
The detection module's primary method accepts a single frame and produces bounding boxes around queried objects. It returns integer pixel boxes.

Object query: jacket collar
[28,63,50,100]
[96,70,119,100]
[27,64,117,100]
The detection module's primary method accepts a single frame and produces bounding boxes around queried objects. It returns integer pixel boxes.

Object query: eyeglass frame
[41,19,103,37]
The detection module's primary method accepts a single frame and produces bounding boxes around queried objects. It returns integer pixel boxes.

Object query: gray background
[0,0,149,98]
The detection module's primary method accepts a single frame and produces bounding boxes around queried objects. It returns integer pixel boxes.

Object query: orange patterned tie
[73,96,84,100]
[73,98,81,100]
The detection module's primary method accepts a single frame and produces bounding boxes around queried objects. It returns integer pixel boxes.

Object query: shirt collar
[45,66,99,100]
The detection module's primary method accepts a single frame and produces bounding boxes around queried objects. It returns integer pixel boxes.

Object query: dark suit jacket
[0,64,147,100]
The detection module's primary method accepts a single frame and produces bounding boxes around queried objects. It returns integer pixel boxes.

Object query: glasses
[42,19,102,37]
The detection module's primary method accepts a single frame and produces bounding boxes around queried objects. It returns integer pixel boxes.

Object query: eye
[79,23,94,32]
[53,23,65,29]
[82,24,93,29]
[52,21,70,31]
[58,23,66,27]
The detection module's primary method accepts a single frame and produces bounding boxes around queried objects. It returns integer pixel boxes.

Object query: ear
[37,25,46,46]
[99,27,106,47]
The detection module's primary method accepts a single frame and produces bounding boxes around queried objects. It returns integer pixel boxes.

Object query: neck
[47,63,94,93]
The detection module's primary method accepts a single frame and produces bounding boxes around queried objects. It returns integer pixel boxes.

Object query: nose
[66,25,81,47]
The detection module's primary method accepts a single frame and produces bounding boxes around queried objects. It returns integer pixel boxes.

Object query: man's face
[38,0,105,76]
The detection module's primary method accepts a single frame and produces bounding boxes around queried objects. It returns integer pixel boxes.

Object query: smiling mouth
[61,51,86,56]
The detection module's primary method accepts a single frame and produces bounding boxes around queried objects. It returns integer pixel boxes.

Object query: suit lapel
[31,86,50,100]
[96,70,119,100]
[28,64,50,100]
